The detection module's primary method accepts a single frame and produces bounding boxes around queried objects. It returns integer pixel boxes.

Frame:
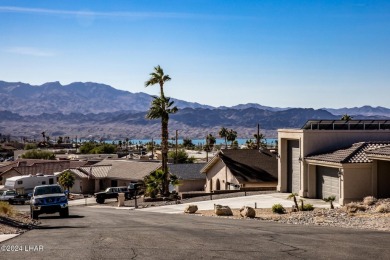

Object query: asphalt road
[1,206,390,260]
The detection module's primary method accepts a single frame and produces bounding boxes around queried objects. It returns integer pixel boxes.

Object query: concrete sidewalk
[137,193,337,214]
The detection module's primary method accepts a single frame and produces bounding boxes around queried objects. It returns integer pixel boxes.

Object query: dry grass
[363,196,377,206]
[0,202,15,217]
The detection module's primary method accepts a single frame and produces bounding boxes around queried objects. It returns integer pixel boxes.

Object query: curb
[0,234,19,243]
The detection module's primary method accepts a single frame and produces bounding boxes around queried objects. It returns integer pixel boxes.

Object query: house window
[49,178,54,184]
[42,181,46,185]
[17,180,23,185]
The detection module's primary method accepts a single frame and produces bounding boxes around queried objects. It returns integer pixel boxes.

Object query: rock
[214,204,233,216]
[239,206,256,218]
[184,205,198,214]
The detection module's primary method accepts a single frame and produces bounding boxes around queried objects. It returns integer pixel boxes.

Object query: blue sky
[1,1,390,108]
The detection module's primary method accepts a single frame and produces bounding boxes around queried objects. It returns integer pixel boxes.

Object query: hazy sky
[1,1,390,108]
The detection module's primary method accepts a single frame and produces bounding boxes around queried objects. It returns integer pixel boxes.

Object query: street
[1,206,390,259]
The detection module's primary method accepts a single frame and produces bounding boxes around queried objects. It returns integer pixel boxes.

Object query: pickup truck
[0,190,17,202]
[30,184,69,219]
[94,187,130,204]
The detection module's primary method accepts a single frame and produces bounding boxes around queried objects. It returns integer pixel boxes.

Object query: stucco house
[201,149,278,193]
[0,159,87,186]
[168,163,206,192]
[278,120,390,205]
[58,160,162,194]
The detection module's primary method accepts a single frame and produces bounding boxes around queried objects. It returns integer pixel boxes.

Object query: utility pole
[175,130,178,164]
[257,123,260,149]
[151,138,154,160]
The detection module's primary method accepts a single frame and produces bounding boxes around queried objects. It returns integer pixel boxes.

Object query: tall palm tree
[145,65,171,98]
[146,95,178,195]
[219,127,228,148]
[226,129,237,147]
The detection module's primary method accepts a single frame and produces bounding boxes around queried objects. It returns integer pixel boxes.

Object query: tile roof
[0,161,73,176]
[95,160,161,181]
[203,149,278,183]
[68,169,89,179]
[306,142,390,163]
[168,163,206,180]
[80,165,111,179]
[365,146,390,157]
[69,161,88,168]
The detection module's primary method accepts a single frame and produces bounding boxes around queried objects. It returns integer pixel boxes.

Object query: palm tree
[146,95,178,195]
[226,129,237,148]
[145,65,174,195]
[323,195,336,209]
[58,170,75,198]
[145,65,171,98]
[341,114,353,121]
[219,127,228,148]
[287,193,299,211]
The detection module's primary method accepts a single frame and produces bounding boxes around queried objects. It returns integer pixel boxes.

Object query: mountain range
[0,81,389,139]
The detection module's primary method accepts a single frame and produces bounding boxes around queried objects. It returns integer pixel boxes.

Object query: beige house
[58,160,162,194]
[201,149,277,193]
[278,120,390,205]
[0,159,87,185]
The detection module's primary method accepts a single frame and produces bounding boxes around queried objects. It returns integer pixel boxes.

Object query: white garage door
[316,166,339,200]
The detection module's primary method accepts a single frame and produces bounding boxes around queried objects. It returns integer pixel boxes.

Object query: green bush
[21,149,55,160]
[272,203,286,214]
[79,142,116,154]
[24,143,37,150]
[300,204,314,211]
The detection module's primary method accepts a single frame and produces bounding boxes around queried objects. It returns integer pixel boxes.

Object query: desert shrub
[272,203,286,214]
[24,143,37,150]
[363,196,377,206]
[375,204,390,213]
[300,204,314,211]
[0,201,15,216]
[21,149,55,160]
[346,202,367,213]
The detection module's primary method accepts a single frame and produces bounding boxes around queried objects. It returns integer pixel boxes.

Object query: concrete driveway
[138,192,337,214]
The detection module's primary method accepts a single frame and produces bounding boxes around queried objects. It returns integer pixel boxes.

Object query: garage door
[377,161,390,198]
[317,166,339,200]
[287,140,300,193]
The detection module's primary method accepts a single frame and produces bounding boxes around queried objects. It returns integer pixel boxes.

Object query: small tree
[58,170,75,198]
[323,195,336,209]
[287,193,299,211]
[168,149,191,163]
[182,138,195,149]
[341,114,352,121]
[21,149,55,160]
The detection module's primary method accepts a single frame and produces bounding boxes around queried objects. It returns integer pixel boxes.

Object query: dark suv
[30,184,69,219]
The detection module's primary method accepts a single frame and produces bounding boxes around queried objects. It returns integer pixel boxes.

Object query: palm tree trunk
[161,116,169,195]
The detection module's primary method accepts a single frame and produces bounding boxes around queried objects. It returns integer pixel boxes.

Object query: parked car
[94,187,130,204]
[30,184,69,219]
[0,189,17,202]
[9,193,31,205]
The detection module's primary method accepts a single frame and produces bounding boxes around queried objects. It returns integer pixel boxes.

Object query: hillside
[1,80,389,140]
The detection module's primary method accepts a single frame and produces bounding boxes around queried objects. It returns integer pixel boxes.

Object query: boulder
[239,206,256,218]
[214,204,233,216]
[184,205,198,214]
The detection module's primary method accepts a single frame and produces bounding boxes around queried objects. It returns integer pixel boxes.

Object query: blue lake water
[100,138,277,146]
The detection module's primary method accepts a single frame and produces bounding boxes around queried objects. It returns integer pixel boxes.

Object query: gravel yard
[197,198,390,232]
[1,193,389,234]
[0,212,39,235]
